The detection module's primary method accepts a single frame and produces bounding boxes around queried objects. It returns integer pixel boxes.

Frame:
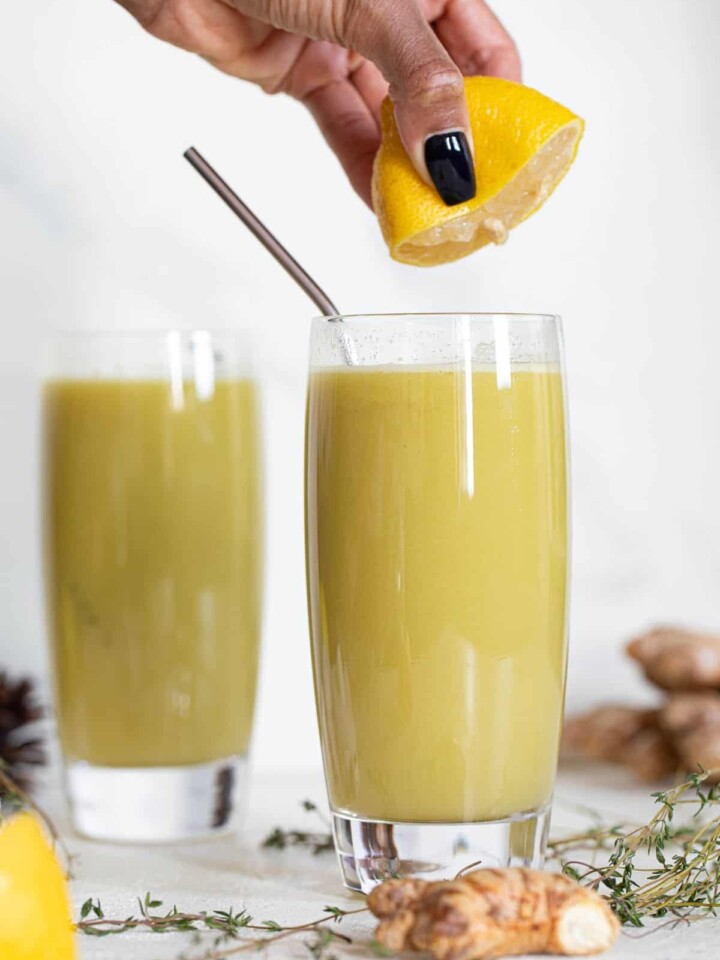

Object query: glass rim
[312,312,561,325]
[45,328,251,340]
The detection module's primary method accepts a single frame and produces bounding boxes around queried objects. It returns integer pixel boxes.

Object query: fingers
[350,59,389,121]
[433,0,521,81]
[112,0,163,28]
[267,39,380,207]
[122,0,520,208]
[122,0,268,66]
[303,75,381,208]
[343,1,475,205]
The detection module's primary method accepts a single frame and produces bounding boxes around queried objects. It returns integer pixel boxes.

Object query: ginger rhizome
[562,705,677,782]
[660,692,720,779]
[627,627,720,690]
[563,626,720,782]
[368,868,619,959]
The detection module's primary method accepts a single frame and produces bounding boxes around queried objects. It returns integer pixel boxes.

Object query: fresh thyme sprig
[548,824,628,861]
[556,768,720,925]
[77,893,368,959]
[74,797,359,957]
[78,892,254,938]
[189,913,358,960]
[262,799,334,855]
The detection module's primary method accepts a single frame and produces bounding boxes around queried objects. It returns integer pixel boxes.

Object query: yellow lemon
[372,76,584,266]
[0,811,76,960]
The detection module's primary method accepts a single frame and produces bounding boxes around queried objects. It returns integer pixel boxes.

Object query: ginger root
[659,692,720,783]
[562,625,720,783]
[561,705,677,782]
[626,626,720,691]
[368,868,619,960]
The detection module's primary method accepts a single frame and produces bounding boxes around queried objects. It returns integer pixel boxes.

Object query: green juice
[306,366,568,823]
[43,378,262,767]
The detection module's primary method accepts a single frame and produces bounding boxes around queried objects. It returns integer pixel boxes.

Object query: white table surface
[43,765,717,960]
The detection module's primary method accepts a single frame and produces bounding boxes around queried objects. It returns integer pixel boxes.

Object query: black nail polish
[424,131,476,206]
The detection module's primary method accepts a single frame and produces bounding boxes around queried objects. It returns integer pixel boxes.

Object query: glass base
[332,805,551,893]
[66,755,247,843]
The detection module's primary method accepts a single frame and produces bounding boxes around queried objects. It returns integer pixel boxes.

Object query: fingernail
[424,131,476,206]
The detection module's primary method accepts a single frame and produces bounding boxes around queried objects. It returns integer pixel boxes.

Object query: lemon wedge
[0,811,76,959]
[372,76,584,266]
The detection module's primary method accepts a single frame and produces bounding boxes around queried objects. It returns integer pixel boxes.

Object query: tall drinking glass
[43,331,263,841]
[305,314,569,891]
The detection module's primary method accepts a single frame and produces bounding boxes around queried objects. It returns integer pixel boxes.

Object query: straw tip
[183,147,199,162]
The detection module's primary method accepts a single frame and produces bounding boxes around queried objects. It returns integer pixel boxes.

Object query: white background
[1,0,719,770]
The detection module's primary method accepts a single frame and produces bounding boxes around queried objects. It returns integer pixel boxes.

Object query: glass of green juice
[42,331,263,842]
[305,314,569,892]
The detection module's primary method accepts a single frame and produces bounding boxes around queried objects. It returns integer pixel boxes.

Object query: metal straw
[184,147,340,318]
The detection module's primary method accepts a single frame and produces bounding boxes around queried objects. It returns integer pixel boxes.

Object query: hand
[116,0,520,207]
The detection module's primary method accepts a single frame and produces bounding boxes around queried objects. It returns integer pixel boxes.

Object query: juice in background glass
[43,332,262,842]
[305,315,569,891]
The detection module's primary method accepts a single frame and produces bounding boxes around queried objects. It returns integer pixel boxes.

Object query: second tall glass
[305,314,569,891]
[43,331,263,841]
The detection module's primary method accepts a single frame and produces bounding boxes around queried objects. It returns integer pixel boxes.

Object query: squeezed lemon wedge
[372,76,584,266]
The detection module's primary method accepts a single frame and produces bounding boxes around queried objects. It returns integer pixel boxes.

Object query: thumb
[347,1,476,206]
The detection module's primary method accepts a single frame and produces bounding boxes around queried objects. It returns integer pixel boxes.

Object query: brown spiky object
[0,672,45,792]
